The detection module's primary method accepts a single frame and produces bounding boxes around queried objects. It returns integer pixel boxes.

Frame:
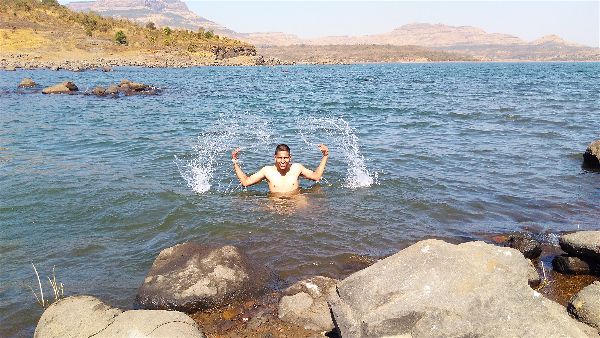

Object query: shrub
[163,26,172,36]
[114,30,127,45]
[204,30,213,39]
[146,22,156,30]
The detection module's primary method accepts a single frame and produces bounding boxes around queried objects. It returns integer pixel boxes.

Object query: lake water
[1,63,599,337]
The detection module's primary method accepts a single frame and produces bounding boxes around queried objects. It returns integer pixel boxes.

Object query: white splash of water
[175,113,273,194]
[299,116,376,189]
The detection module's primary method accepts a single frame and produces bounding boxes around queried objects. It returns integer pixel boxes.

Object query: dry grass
[29,263,64,308]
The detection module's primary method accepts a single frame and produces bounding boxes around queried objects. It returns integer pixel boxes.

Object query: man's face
[274,150,291,171]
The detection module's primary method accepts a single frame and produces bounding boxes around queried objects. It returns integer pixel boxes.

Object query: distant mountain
[67,0,237,36]
[66,1,599,61]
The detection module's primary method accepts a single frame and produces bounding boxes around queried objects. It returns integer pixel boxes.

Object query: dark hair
[275,144,290,154]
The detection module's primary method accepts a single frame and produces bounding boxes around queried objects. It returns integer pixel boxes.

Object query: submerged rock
[329,239,595,337]
[137,243,270,313]
[552,255,596,275]
[583,140,600,168]
[506,232,542,259]
[42,81,78,94]
[569,281,600,330]
[18,78,37,88]
[278,276,338,332]
[560,231,600,261]
[34,295,204,338]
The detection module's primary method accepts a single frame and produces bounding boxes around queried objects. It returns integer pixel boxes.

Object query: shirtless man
[231,144,329,194]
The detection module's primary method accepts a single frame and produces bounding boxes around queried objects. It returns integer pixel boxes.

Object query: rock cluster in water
[16,78,160,97]
[35,234,600,337]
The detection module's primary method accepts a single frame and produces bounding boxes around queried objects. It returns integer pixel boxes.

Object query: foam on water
[298,116,377,189]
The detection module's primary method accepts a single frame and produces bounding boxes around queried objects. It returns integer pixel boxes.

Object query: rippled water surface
[1,63,599,336]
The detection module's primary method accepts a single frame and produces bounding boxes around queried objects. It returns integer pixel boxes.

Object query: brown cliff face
[67,0,236,36]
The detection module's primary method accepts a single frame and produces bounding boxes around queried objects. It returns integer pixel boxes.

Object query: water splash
[299,116,377,189]
[175,113,273,194]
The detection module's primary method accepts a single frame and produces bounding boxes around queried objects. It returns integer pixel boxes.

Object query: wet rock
[583,140,600,168]
[101,66,112,72]
[42,81,78,94]
[117,79,158,95]
[553,255,596,275]
[5,66,16,71]
[137,243,270,313]
[560,231,600,261]
[506,232,542,259]
[91,86,106,96]
[278,276,338,332]
[105,85,119,96]
[568,281,600,330]
[18,78,37,88]
[50,66,60,71]
[34,295,205,338]
[329,239,596,337]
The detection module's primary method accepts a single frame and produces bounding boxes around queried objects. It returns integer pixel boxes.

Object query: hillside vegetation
[0,0,258,68]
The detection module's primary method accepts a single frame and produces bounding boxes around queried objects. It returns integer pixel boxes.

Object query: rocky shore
[33,231,600,337]
[0,52,287,71]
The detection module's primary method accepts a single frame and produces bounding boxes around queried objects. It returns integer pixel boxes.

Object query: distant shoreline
[2,55,599,71]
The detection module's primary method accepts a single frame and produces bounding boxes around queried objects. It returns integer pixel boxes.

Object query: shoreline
[2,53,599,72]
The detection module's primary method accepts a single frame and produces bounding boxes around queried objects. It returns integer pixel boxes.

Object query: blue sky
[185,1,600,47]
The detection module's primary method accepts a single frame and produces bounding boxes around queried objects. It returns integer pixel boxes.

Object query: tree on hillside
[114,30,127,45]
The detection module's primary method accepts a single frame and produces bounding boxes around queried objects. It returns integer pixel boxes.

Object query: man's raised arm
[232,148,266,187]
[300,144,329,182]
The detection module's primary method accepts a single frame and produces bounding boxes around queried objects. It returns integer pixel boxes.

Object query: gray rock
[552,255,595,275]
[506,232,542,259]
[34,295,121,338]
[95,310,205,338]
[18,78,37,88]
[137,243,269,313]
[278,276,338,332]
[329,239,596,337]
[42,82,78,94]
[560,231,600,261]
[34,295,204,338]
[569,281,600,330]
[583,140,600,168]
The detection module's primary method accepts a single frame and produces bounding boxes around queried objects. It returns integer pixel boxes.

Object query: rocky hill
[0,0,262,69]
[67,0,237,36]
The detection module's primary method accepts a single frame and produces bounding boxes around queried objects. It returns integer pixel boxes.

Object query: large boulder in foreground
[560,231,600,261]
[583,140,600,168]
[278,276,338,332]
[569,281,600,330]
[329,239,596,337]
[137,243,269,313]
[34,295,204,338]
[41,81,78,94]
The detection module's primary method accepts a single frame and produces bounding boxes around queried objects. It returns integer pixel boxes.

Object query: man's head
[274,144,291,172]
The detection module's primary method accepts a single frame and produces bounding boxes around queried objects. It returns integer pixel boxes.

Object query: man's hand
[232,148,241,163]
[318,144,329,157]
